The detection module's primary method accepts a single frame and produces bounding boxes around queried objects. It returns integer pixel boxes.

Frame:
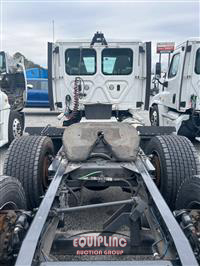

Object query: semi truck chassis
[0,123,200,266]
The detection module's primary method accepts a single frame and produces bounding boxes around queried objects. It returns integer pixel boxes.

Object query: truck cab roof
[55,39,142,45]
[176,37,200,49]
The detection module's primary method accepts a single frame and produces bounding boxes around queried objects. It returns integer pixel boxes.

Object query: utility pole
[0,0,3,51]
[52,20,55,43]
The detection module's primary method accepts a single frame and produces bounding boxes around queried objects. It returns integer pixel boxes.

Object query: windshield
[65,48,96,75]
[102,48,133,75]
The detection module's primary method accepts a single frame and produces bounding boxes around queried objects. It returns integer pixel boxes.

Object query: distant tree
[13,52,45,70]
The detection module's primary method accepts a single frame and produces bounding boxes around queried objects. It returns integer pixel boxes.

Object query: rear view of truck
[47,32,151,124]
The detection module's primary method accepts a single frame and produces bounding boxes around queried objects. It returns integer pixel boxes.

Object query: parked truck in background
[149,38,200,139]
[47,34,151,123]
[0,51,26,147]
[25,68,49,107]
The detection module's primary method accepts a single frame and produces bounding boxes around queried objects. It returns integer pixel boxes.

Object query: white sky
[0,0,199,67]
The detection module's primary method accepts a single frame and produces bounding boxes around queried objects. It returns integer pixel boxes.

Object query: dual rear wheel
[3,136,54,210]
[147,135,200,210]
[0,175,26,210]
[1,134,200,211]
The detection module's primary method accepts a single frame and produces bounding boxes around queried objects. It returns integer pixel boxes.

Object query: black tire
[150,105,159,126]
[147,135,200,210]
[3,136,54,210]
[8,111,24,144]
[176,175,200,209]
[0,175,26,210]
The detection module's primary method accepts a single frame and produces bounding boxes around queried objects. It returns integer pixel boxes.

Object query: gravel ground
[0,108,200,262]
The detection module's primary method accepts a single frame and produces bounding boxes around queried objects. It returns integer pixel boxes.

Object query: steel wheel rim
[12,118,22,138]
[42,154,50,189]
[151,152,161,188]
[151,110,158,126]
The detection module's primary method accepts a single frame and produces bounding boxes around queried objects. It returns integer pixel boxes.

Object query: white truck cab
[0,90,10,147]
[0,51,26,147]
[150,38,200,139]
[48,32,151,125]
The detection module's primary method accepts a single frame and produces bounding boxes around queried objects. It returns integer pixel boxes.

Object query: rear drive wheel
[150,105,159,126]
[3,136,54,209]
[176,175,200,209]
[147,135,200,210]
[0,175,26,210]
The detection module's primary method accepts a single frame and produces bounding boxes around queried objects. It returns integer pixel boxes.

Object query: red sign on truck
[157,42,175,53]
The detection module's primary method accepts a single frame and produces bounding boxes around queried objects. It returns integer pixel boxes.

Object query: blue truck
[26,68,48,79]
[26,68,49,107]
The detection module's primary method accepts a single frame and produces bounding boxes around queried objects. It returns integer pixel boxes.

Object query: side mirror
[27,84,33,89]
[155,62,161,77]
